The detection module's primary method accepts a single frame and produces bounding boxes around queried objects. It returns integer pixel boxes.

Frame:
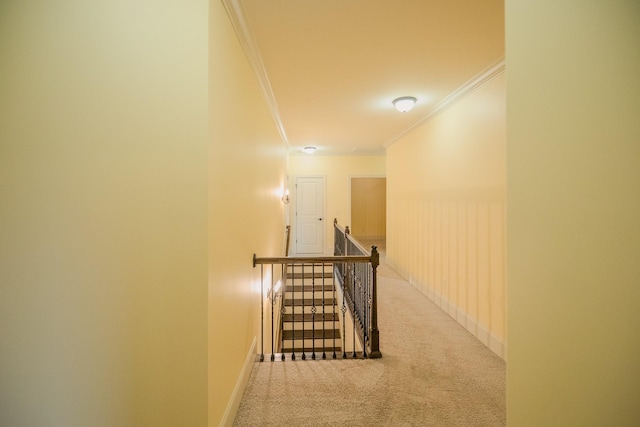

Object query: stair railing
[333,219,381,359]
[252,219,381,361]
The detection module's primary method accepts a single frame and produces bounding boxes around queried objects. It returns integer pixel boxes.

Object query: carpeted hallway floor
[233,253,506,426]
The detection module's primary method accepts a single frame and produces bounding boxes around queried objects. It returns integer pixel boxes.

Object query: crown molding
[384,57,506,148]
[221,0,289,147]
[220,3,503,153]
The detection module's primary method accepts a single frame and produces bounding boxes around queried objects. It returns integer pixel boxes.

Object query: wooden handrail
[253,255,372,267]
[284,225,291,256]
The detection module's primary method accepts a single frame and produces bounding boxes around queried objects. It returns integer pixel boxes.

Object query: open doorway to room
[350,177,386,253]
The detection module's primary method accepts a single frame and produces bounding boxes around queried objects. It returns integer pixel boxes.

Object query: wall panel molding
[387,195,506,360]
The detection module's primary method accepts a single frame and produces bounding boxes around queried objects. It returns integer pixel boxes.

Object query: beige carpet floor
[233,256,506,426]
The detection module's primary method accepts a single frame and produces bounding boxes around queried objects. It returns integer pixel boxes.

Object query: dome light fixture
[303,146,316,154]
[392,96,417,112]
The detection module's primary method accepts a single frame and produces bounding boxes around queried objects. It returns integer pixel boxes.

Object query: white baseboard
[385,259,505,360]
[220,336,257,427]
[441,294,505,360]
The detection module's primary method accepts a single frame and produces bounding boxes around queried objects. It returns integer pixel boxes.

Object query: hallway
[233,257,506,426]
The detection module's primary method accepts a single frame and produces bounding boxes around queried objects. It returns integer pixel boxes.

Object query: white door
[296,176,325,254]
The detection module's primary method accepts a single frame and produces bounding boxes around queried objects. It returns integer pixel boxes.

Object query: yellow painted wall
[506,1,640,425]
[0,1,208,426]
[288,155,385,254]
[209,1,288,425]
[386,73,506,357]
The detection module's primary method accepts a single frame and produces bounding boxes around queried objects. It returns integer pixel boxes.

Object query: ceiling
[223,0,504,155]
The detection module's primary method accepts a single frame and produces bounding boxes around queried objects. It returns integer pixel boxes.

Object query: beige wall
[288,155,386,254]
[0,1,209,426]
[0,2,288,426]
[506,1,640,425]
[351,178,386,240]
[386,73,506,358]
[209,2,288,425]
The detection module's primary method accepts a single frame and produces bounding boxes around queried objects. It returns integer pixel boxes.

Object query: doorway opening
[350,177,386,252]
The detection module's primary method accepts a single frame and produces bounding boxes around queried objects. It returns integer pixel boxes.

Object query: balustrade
[253,219,381,361]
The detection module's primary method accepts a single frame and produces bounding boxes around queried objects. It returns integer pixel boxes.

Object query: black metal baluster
[324,263,328,354]
[357,263,362,357]
[342,259,348,359]
[270,264,275,361]
[311,262,316,360]
[291,264,296,361]
[352,263,357,358]
[322,263,327,360]
[366,262,372,357]
[301,263,306,360]
[279,263,285,361]
[362,262,368,359]
[320,263,324,359]
[369,262,373,353]
[282,264,288,361]
[328,262,332,358]
[340,269,346,359]
[344,226,350,358]
[370,246,381,358]
[260,264,264,362]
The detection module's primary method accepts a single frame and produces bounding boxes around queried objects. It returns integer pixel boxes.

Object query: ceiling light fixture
[392,96,417,112]
[303,146,316,154]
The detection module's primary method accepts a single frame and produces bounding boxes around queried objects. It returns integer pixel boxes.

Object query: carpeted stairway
[281,266,342,357]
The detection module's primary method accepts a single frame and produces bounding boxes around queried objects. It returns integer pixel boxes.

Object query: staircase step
[281,346,342,354]
[282,323,339,331]
[278,265,343,356]
[282,347,342,353]
[281,338,342,351]
[281,337,342,348]
[284,306,339,315]
[282,329,341,340]
[284,298,337,307]
[286,271,333,279]
[282,312,340,323]
[286,284,335,292]
[285,291,336,300]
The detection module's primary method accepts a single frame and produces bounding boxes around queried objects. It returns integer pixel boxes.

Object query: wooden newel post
[369,246,382,358]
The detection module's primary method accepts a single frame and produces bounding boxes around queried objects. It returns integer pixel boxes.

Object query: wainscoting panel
[387,191,506,359]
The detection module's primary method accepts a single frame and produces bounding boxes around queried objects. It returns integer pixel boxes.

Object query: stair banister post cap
[371,246,380,268]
